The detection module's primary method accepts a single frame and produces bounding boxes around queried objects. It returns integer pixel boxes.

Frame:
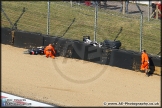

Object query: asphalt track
[69,1,154,18]
[1,44,161,107]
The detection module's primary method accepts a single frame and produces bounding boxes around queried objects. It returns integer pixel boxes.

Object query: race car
[83,36,121,49]
[23,46,45,55]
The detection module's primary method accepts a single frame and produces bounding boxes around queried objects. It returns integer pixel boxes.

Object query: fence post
[122,1,125,14]
[47,0,50,35]
[148,0,150,21]
[70,1,73,7]
[136,2,143,52]
[155,4,158,19]
[94,1,98,42]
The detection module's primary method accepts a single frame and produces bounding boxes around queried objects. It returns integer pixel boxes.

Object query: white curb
[1,92,55,107]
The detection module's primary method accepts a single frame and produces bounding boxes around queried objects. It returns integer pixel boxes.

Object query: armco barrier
[1,27,12,45]
[109,49,134,70]
[14,30,43,49]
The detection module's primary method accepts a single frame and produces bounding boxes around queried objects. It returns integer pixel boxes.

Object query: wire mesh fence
[1,1,161,55]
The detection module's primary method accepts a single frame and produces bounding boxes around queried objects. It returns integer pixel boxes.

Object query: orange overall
[140,52,149,71]
[44,44,56,59]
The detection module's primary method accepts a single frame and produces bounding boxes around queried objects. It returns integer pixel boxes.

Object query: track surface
[1,44,161,107]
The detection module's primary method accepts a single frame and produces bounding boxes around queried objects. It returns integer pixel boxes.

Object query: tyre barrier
[43,35,60,56]
[109,49,134,70]
[84,45,102,64]
[1,27,161,75]
[61,39,74,57]
[71,42,110,64]
[43,36,75,57]
[1,27,13,45]
[109,49,161,75]
[43,35,57,46]
[71,41,86,60]
[132,52,141,71]
[14,30,43,49]
[52,37,67,56]
[101,48,112,65]
[62,41,74,58]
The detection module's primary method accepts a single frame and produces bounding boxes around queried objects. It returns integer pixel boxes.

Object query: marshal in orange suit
[140,49,149,75]
[44,44,56,59]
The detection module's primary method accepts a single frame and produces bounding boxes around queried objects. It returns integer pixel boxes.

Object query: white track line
[1,92,55,107]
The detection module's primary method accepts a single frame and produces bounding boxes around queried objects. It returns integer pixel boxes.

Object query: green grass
[1,1,161,55]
